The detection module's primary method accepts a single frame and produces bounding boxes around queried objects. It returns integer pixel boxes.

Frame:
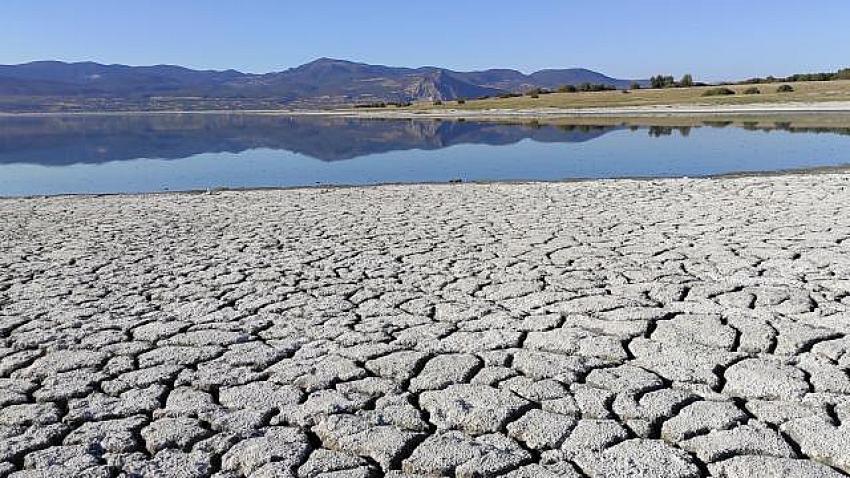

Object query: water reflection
[2,114,850,196]
[3,114,848,166]
[0,115,625,165]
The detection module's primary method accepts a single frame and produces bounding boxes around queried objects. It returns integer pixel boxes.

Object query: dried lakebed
[1,175,850,478]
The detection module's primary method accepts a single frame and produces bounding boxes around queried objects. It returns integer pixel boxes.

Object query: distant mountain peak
[302,57,354,66]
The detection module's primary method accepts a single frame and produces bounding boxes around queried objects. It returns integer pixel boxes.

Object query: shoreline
[4,167,850,201]
[2,100,850,119]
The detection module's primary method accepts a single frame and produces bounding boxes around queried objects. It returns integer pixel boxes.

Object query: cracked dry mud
[1,174,850,478]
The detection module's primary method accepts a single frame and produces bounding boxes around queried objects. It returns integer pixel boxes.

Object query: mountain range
[0,58,646,111]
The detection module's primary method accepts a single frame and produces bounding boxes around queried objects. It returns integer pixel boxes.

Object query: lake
[1,113,849,196]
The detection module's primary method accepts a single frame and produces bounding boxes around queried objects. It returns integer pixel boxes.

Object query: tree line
[649,74,699,89]
[734,68,850,85]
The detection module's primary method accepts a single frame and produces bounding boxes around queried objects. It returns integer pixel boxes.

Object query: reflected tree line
[645,122,850,138]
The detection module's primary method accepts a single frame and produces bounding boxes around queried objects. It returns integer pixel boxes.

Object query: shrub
[529,94,539,98]
[702,87,736,96]
[433,100,443,105]
[837,68,850,80]
[703,121,732,128]
[630,82,641,90]
[456,98,466,104]
[777,84,795,93]
[558,85,577,93]
[743,87,761,95]
[579,83,616,92]
[649,126,674,137]
[353,102,387,108]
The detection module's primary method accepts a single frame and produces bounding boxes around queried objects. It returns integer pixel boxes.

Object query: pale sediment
[1,174,849,477]
[325,100,850,119]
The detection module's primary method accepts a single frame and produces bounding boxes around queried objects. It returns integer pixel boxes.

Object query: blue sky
[2,0,848,81]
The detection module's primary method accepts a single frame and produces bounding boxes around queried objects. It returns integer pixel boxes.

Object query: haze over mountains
[0,58,646,111]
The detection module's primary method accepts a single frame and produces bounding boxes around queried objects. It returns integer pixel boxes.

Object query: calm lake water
[1,114,849,196]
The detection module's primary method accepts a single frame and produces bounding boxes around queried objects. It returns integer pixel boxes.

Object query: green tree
[650,75,675,89]
[650,76,662,88]
[679,74,694,87]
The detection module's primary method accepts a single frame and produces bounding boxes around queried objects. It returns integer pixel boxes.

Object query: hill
[0,58,644,111]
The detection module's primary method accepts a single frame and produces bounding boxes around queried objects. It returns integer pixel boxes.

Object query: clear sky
[2,0,848,82]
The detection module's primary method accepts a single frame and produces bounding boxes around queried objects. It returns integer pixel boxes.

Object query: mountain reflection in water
[2,114,850,197]
[0,115,635,165]
[2,114,849,166]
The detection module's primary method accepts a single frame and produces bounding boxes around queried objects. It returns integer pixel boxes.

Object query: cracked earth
[1,175,850,477]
